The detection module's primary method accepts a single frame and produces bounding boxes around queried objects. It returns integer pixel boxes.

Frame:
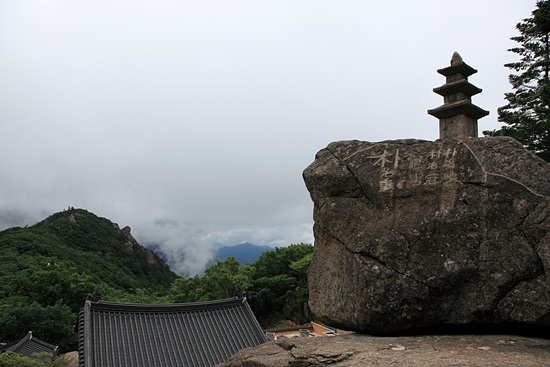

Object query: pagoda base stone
[439,114,478,139]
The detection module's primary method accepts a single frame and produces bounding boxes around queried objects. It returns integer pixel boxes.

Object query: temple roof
[0,331,58,358]
[78,297,269,367]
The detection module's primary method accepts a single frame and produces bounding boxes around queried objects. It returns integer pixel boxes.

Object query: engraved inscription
[368,149,394,168]
[366,144,459,192]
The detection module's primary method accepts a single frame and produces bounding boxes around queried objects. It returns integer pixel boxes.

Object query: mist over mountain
[0,208,42,231]
[147,241,274,273]
[146,242,170,264]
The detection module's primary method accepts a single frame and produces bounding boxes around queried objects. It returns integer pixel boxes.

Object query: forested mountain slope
[0,208,177,291]
[0,208,178,350]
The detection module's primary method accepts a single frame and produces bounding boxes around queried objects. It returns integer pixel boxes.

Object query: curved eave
[433,80,482,97]
[428,100,489,119]
[437,62,477,77]
[89,296,246,313]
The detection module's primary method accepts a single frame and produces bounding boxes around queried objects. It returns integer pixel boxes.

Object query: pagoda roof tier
[428,99,489,120]
[437,61,477,78]
[433,79,482,97]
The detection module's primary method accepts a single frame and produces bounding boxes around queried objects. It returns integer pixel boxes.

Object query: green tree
[289,252,313,280]
[249,274,299,324]
[0,351,68,367]
[202,257,245,299]
[253,243,313,279]
[167,276,208,303]
[0,302,76,352]
[165,244,314,327]
[484,0,550,162]
[248,244,314,326]
[2,260,94,313]
[167,257,253,303]
[0,261,96,351]
[102,287,162,304]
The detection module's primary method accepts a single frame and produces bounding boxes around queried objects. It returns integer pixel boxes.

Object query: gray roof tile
[0,331,58,358]
[78,297,268,367]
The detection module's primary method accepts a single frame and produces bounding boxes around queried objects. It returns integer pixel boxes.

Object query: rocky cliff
[302,137,550,335]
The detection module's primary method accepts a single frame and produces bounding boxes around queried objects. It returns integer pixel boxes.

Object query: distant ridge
[213,242,273,265]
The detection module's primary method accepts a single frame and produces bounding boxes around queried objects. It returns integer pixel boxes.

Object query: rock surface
[303,137,550,335]
[62,351,79,367]
[217,334,550,367]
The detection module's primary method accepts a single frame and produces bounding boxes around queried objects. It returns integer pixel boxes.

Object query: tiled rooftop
[0,331,58,358]
[78,297,269,367]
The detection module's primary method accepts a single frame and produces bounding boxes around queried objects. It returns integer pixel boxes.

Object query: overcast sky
[0,1,536,275]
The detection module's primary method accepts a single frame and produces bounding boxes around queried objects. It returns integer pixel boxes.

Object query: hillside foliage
[167,243,314,326]
[0,208,178,351]
[0,351,68,367]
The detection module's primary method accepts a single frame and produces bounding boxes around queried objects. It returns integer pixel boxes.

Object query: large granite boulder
[303,137,550,335]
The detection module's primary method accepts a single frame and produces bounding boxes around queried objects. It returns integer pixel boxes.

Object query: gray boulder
[303,137,550,335]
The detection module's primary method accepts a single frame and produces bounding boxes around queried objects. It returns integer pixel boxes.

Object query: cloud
[0,0,536,275]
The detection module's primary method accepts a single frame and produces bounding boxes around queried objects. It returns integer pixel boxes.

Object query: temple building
[78,296,269,367]
[0,331,59,359]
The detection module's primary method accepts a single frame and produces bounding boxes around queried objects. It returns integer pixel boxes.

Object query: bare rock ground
[217,334,550,366]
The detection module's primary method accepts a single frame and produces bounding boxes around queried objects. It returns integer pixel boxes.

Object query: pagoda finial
[450,51,463,66]
[428,53,489,139]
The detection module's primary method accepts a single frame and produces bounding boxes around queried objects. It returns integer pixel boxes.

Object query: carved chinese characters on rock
[368,149,399,192]
[366,143,459,193]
